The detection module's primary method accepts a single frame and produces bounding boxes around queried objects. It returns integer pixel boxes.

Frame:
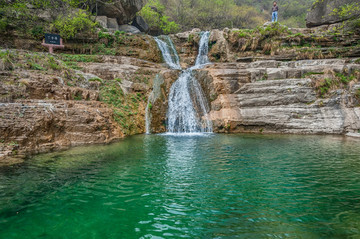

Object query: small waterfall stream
[147,32,212,134]
[154,36,181,70]
[145,36,182,134]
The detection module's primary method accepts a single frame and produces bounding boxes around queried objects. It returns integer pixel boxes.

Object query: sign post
[41,33,65,53]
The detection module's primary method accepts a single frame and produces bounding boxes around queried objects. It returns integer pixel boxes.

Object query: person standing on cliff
[272,1,279,22]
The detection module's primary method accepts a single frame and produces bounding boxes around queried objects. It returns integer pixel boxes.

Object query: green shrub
[88,77,103,84]
[60,54,101,63]
[114,30,125,37]
[138,0,179,34]
[54,9,97,39]
[0,50,15,70]
[31,25,44,39]
[114,78,123,83]
[73,92,83,100]
[28,61,45,70]
[335,72,355,84]
[318,78,333,98]
[0,18,8,33]
[48,56,61,70]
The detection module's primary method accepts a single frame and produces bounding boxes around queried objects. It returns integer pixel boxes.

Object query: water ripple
[0,134,359,238]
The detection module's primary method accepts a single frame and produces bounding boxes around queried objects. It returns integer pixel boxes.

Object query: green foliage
[28,61,45,70]
[30,26,45,39]
[48,56,62,70]
[332,3,360,20]
[114,30,125,37]
[356,89,360,99]
[315,71,358,98]
[258,22,291,38]
[100,81,124,108]
[53,9,97,39]
[235,29,254,38]
[138,0,179,34]
[335,73,355,84]
[318,78,333,98]
[99,80,145,134]
[73,92,83,100]
[88,77,103,84]
[114,78,123,83]
[304,72,324,77]
[232,22,290,53]
[152,0,314,30]
[0,18,7,33]
[0,50,15,70]
[60,54,102,63]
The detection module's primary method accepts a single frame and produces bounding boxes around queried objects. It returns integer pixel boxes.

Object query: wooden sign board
[45,33,61,45]
[42,33,64,53]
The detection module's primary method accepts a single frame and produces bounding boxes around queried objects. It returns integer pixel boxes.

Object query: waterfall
[148,32,212,134]
[154,36,181,70]
[145,97,151,134]
[146,35,180,134]
[167,32,212,133]
[194,31,210,67]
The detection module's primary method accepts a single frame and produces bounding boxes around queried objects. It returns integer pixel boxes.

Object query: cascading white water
[167,31,212,133]
[147,32,212,134]
[194,31,210,67]
[154,36,181,70]
[145,97,151,134]
[146,36,181,134]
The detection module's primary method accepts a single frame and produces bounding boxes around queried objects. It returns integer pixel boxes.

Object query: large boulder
[306,0,360,28]
[132,16,149,33]
[119,24,141,34]
[97,0,145,25]
[209,29,230,62]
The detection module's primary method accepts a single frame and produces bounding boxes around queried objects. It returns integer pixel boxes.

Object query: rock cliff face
[194,59,360,134]
[97,0,145,25]
[0,51,170,164]
[1,24,360,164]
[306,0,360,27]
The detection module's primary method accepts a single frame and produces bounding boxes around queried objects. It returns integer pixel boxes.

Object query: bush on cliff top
[138,0,179,34]
[53,9,97,39]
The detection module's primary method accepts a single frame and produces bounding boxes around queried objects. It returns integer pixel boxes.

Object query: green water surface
[0,134,360,238]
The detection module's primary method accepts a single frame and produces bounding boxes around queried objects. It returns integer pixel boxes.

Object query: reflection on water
[0,134,360,238]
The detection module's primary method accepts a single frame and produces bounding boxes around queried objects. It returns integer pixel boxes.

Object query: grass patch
[88,77,103,84]
[59,54,102,63]
[335,72,355,84]
[314,71,358,98]
[100,80,145,135]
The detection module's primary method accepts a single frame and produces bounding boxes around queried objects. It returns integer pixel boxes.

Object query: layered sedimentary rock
[0,54,172,163]
[195,59,360,134]
[0,100,122,159]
